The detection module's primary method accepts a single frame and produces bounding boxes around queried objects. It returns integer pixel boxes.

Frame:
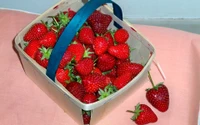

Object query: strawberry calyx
[57,11,70,27]
[98,84,117,100]
[106,29,115,37]
[102,69,113,75]
[82,110,91,116]
[146,71,165,91]
[64,58,82,83]
[146,82,164,91]
[83,47,94,58]
[47,16,63,33]
[39,47,52,60]
[127,103,143,121]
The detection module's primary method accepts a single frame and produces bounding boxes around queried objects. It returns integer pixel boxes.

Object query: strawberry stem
[126,110,135,113]
[148,71,155,88]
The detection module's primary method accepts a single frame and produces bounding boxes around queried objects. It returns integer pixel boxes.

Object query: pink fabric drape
[0,10,199,125]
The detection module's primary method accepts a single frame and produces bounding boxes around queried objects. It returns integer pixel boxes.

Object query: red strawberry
[113,72,133,90]
[108,43,130,60]
[96,53,116,72]
[59,50,73,68]
[104,31,114,47]
[67,8,76,19]
[82,73,110,93]
[93,36,109,55]
[72,35,81,43]
[146,71,169,112]
[34,47,52,68]
[78,26,95,44]
[127,103,158,125]
[92,67,102,75]
[56,68,70,87]
[114,28,129,43]
[75,58,94,76]
[57,27,65,38]
[66,82,85,101]
[67,42,85,62]
[24,40,41,58]
[39,31,57,48]
[103,68,117,83]
[82,110,91,124]
[82,93,97,104]
[23,23,48,42]
[116,62,143,77]
[116,58,130,66]
[87,10,112,34]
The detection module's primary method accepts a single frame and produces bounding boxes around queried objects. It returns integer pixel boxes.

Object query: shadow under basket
[14,0,156,124]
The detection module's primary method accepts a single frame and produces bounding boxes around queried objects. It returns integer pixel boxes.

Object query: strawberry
[103,68,117,83]
[82,73,110,93]
[114,28,129,43]
[67,8,76,19]
[116,62,143,77]
[82,110,91,124]
[24,40,41,58]
[56,68,70,87]
[108,43,130,60]
[87,10,112,34]
[104,31,114,47]
[23,23,48,42]
[39,31,57,48]
[59,50,73,69]
[66,82,85,101]
[93,36,109,55]
[67,42,85,63]
[78,26,95,44]
[113,72,133,90]
[96,53,116,72]
[34,47,52,68]
[82,93,97,104]
[72,35,81,43]
[92,67,102,75]
[146,71,169,112]
[115,58,130,66]
[127,103,158,125]
[55,9,76,22]
[57,27,65,38]
[75,58,94,76]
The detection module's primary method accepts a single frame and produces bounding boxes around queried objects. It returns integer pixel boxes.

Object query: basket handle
[46,0,123,81]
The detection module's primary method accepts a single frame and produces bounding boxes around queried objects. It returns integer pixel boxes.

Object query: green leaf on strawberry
[98,84,117,100]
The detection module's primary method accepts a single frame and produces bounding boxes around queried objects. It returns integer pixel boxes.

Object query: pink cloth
[0,10,199,125]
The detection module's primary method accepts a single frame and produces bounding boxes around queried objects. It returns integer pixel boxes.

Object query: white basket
[14,0,156,124]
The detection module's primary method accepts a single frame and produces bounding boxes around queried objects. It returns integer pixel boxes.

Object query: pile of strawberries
[23,8,144,105]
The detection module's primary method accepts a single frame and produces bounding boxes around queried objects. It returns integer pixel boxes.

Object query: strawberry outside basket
[14,0,156,124]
